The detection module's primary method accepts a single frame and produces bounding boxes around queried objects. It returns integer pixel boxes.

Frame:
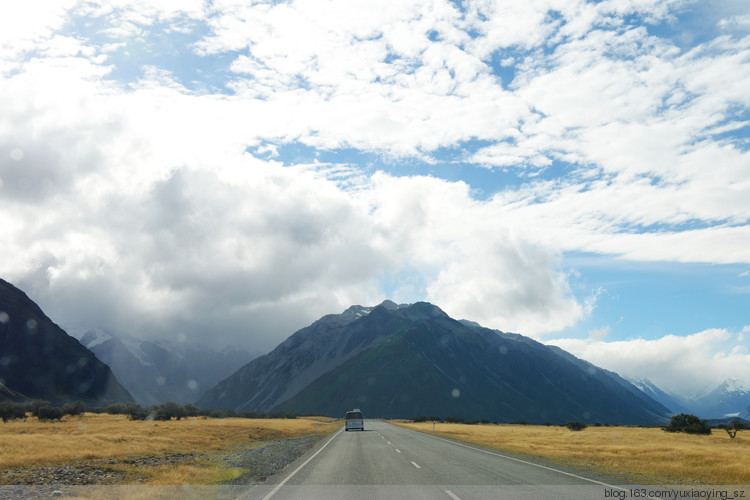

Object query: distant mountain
[80,329,255,406]
[198,301,670,424]
[0,278,133,406]
[690,378,750,418]
[627,378,688,415]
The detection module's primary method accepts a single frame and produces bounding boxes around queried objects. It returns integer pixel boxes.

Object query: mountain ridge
[0,278,133,406]
[628,377,750,419]
[198,301,671,424]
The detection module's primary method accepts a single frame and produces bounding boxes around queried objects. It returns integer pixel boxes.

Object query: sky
[0,0,748,400]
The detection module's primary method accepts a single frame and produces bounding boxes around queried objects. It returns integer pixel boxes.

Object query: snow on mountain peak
[80,328,114,349]
[720,378,750,394]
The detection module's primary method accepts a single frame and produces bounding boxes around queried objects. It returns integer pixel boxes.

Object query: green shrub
[663,413,711,435]
[62,400,87,416]
[152,401,186,421]
[718,421,748,439]
[0,401,27,422]
[37,405,64,421]
[566,421,587,431]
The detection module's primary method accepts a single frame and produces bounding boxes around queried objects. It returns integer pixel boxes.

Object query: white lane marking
[445,490,462,500]
[424,432,626,491]
[394,449,402,453]
[410,461,421,469]
[387,441,392,445]
[261,429,342,500]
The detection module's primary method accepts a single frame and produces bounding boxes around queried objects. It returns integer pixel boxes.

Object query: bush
[566,421,587,431]
[152,401,186,421]
[62,400,87,416]
[182,404,202,418]
[0,401,27,422]
[28,400,51,418]
[37,405,64,421]
[126,405,149,421]
[663,413,711,435]
[106,403,132,415]
[444,416,465,423]
[718,421,748,439]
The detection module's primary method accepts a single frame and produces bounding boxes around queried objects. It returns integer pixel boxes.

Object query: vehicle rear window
[346,412,363,419]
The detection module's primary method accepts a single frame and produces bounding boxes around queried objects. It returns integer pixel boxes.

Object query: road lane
[240,420,631,500]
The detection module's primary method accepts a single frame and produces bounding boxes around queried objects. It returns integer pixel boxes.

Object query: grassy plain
[0,413,341,484]
[397,421,750,485]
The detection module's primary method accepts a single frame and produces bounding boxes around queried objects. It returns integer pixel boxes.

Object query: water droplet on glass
[10,148,23,161]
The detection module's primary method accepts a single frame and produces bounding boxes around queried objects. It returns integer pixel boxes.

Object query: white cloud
[549,329,750,398]
[0,2,77,55]
[360,173,588,336]
[1,0,748,356]
[0,53,584,349]
[588,326,610,340]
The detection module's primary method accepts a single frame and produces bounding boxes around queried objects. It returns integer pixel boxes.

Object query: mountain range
[197,300,671,424]
[629,377,750,419]
[79,329,254,406]
[0,278,132,406]
[691,378,750,418]
[4,274,737,422]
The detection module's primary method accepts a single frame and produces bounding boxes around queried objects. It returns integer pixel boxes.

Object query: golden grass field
[0,413,341,485]
[397,421,750,485]
[4,415,749,486]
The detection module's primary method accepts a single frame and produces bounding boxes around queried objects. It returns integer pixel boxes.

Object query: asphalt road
[237,420,634,500]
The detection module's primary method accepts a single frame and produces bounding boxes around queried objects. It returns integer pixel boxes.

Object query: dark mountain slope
[196,302,406,411]
[0,279,133,406]
[200,301,670,424]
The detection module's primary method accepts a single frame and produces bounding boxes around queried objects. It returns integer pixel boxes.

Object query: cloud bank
[551,328,750,398]
[0,0,748,387]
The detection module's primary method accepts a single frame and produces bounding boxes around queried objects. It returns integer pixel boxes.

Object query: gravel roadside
[0,434,326,487]
[219,435,325,485]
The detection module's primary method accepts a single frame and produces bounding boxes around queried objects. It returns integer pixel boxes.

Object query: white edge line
[261,429,342,500]
[401,425,627,491]
[445,490,462,500]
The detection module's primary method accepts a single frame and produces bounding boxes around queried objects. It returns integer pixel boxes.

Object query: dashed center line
[445,490,462,500]
[410,461,421,469]
[394,449,402,453]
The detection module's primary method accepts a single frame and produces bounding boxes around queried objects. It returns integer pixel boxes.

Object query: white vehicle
[345,409,364,431]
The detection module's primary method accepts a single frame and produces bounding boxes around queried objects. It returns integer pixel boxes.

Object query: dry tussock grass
[398,422,750,484]
[0,413,340,475]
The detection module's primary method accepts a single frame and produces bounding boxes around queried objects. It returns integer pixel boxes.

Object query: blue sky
[0,0,749,398]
